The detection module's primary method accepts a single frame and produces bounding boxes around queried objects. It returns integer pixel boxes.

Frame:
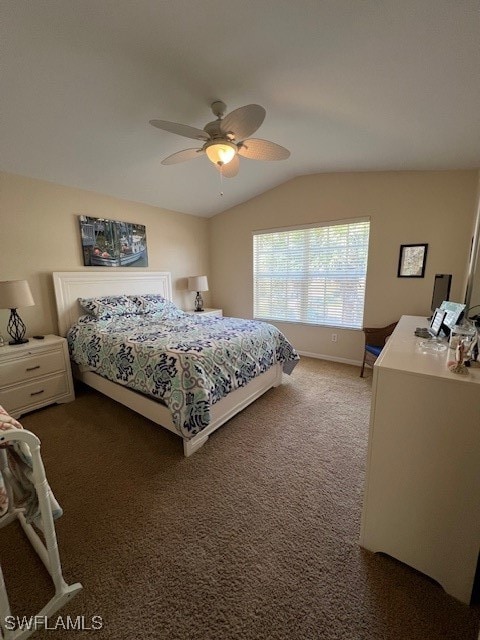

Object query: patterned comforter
[67,312,299,438]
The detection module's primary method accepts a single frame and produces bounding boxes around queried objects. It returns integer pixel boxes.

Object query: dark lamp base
[194,291,204,312]
[9,338,29,345]
[7,309,29,346]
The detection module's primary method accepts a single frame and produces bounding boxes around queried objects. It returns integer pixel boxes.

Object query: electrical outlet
[331,333,338,342]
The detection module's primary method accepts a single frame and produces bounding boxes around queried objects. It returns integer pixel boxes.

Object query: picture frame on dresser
[429,307,447,337]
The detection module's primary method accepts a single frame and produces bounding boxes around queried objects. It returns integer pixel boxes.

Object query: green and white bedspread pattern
[67,313,299,438]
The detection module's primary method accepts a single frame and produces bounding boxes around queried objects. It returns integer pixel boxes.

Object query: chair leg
[360,353,366,377]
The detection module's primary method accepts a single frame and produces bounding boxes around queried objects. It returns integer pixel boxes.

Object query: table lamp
[0,280,35,344]
[187,275,209,312]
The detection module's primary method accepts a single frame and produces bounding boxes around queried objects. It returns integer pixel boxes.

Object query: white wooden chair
[0,426,82,639]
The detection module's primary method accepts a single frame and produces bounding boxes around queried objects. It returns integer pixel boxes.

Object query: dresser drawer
[0,372,69,415]
[0,349,65,386]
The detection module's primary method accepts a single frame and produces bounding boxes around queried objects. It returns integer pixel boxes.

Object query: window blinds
[253,219,370,329]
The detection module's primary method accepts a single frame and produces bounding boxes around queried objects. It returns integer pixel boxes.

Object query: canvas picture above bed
[53,272,299,456]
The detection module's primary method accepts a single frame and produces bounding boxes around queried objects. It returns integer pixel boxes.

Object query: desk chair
[360,322,398,377]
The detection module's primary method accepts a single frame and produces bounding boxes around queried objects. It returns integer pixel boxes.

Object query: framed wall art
[397,243,428,278]
[79,215,148,267]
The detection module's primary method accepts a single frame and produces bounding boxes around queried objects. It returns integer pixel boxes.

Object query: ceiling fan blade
[238,138,290,161]
[215,154,240,178]
[150,119,210,141]
[161,148,205,165]
[220,104,266,141]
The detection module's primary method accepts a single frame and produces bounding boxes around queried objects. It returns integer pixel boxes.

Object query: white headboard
[53,271,173,336]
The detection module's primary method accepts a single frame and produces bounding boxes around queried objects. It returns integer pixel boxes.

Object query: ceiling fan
[149,101,290,177]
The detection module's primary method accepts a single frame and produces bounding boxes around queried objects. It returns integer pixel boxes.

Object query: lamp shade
[0,280,35,309]
[188,276,209,292]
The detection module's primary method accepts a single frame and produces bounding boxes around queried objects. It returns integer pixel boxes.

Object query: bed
[53,271,298,456]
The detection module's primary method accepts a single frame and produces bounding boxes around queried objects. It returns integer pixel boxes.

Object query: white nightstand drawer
[0,335,74,419]
[0,372,69,415]
[0,349,65,386]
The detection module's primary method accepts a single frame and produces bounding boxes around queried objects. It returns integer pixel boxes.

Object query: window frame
[252,217,370,330]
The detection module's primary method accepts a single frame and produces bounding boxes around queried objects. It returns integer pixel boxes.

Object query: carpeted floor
[1,357,478,639]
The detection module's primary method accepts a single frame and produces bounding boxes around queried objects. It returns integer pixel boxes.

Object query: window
[253,218,370,329]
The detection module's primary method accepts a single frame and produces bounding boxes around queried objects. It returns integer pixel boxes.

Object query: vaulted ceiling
[1,1,479,217]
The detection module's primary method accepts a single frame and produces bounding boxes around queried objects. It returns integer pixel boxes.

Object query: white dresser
[360,315,480,604]
[0,335,75,418]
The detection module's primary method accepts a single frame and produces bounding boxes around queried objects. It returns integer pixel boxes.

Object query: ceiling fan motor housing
[203,119,227,139]
[211,100,227,118]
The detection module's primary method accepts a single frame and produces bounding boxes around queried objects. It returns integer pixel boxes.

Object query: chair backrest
[363,322,398,347]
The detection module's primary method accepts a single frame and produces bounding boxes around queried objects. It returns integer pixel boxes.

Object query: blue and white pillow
[78,295,141,319]
[131,294,184,319]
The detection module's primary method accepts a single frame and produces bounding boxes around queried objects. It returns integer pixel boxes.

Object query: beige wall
[208,171,479,363]
[2,170,478,362]
[0,172,210,337]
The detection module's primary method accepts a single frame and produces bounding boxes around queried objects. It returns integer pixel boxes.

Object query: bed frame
[52,271,283,456]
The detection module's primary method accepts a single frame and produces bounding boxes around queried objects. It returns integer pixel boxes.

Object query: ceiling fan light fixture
[205,141,237,166]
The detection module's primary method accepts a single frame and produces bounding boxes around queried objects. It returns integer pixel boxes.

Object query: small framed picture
[429,308,446,337]
[397,243,428,278]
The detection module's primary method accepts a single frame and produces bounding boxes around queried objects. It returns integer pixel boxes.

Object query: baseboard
[296,350,362,367]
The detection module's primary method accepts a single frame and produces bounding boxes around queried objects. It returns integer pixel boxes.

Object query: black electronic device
[32,335,45,340]
[431,274,452,313]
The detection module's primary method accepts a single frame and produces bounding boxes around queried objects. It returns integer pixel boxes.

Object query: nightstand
[184,308,223,318]
[0,335,75,418]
